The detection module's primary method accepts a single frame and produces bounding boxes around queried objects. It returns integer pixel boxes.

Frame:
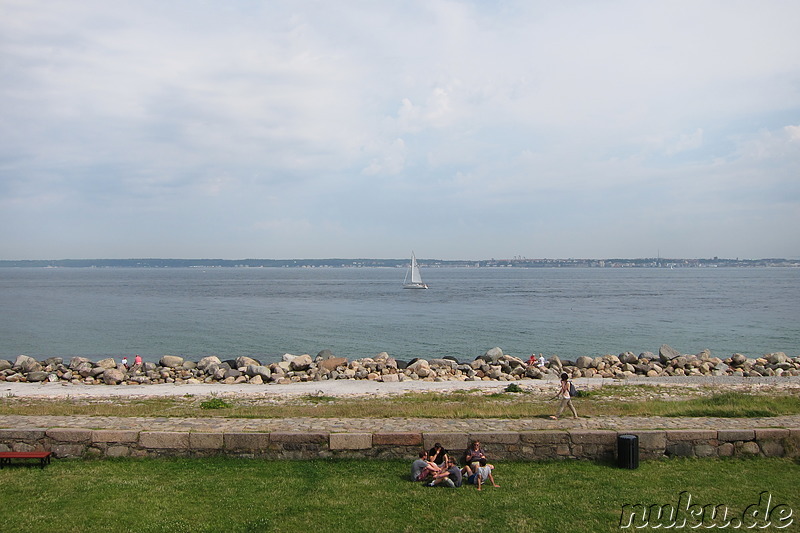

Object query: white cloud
[1,0,799,259]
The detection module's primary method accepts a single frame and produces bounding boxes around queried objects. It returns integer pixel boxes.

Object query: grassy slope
[2,388,800,419]
[1,457,798,533]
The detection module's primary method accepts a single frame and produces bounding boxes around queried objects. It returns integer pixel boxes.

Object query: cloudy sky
[1,1,798,260]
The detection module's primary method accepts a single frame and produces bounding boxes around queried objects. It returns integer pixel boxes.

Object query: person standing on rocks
[550,372,578,420]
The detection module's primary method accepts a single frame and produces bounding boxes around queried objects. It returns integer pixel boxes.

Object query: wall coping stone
[717,429,756,442]
[224,432,270,451]
[92,430,140,443]
[665,429,717,441]
[373,432,422,446]
[269,432,328,444]
[624,430,667,450]
[330,433,372,450]
[468,432,520,444]
[189,432,225,450]
[0,428,48,440]
[569,430,617,445]
[139,431,190,449]
[519,431,570,445]
[754,428,790,439]
[422,433,469,451]
[46,428,93,443]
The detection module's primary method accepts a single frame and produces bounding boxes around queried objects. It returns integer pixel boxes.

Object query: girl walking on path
[550,372,578,420]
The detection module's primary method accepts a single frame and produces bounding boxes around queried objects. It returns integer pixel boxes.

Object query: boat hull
[403,283,428,289]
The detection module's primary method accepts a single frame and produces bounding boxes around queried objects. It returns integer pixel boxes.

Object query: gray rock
[481,347,504,364]
[196,356,222,370]
[619,352,638,364]
[0,360,11,372]
[766,352,788,364]
[317,349,335,360]
[103,368,125,385]
[160,355,184,368]
[730,353,747,366]
[76,362,94,378]
[69,356,91,369]
[246,365,271,380]
[26,371,49,382]
[575,356,593,369]
[429,358,457,369]
[14,355,41,373]
[224,368,242,379]
[659,344,681,363]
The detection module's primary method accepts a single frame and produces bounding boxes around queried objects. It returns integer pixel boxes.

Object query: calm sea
[0,267,797,364]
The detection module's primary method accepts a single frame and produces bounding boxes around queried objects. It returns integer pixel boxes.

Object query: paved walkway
[2,414,799,433]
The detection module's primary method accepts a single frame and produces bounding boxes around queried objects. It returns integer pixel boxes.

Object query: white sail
[403,252,428,289]
[410,254,422,284]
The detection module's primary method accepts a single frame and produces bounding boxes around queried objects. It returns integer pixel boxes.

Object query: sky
[1,1,799,261]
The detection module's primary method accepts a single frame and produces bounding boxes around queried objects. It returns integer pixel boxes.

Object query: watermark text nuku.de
[619,491,793,529]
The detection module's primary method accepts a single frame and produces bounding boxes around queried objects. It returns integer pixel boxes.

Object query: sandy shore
[3,375,798,400]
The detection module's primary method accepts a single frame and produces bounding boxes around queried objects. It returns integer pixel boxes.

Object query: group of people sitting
[410,440,499,490]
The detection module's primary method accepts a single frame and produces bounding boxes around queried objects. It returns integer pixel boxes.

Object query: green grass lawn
[1,457,797,532]
[3,387,800,419]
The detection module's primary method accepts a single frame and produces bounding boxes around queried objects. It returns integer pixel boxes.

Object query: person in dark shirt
[426,458,463,487]
[428,442,449,466]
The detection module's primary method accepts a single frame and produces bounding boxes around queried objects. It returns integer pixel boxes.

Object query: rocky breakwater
[0,345,798,386]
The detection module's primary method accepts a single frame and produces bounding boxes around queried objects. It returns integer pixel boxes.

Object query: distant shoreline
[1,258,798,268]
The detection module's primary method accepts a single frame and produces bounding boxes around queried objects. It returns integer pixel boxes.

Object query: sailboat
[403,252,429,289]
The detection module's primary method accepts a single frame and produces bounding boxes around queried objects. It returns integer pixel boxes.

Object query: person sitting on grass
[463,458,498,491]
[426,458,463,487]
[427,442,448,467]
[410,450,441,482]
[464,440,486,469]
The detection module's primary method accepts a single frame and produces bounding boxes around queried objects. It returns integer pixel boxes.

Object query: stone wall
[2,427,797,462]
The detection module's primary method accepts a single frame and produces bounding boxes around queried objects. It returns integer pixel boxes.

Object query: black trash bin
[618,434,639,469]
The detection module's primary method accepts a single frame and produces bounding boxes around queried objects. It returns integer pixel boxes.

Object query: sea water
[0,267,797,364]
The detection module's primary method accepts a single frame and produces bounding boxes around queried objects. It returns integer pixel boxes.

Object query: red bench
[0,451,53,469]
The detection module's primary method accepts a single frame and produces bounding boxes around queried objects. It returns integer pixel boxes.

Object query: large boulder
[197,356,222,370]
[69,356,92,370]
[575,356,593,369]
[160,355,184,368]
[319,357,348,372]
[659,344,681,363]
[236,356,260,368]
[96,358,117,369]
[26,371,49,382]
[0,360,12,372]
[14,355,40,373]
[480,347,504,364]
[103,368,126,385]
[766,352,788,365]
[245,365,271,380]
[289,354,313,371]
[316,349,336,360]
[730,353,748,366]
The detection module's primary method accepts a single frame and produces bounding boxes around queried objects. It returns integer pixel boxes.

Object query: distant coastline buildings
[0,257,797,268]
